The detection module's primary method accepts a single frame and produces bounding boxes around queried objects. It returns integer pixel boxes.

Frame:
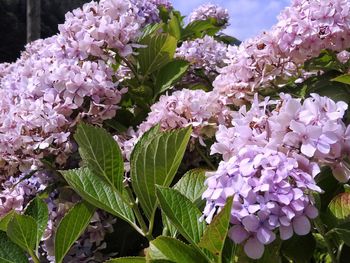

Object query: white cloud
[172,0,291,40]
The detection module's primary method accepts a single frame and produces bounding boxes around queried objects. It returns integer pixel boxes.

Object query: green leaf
[173,169,207,205]
[139,23,164,40]
[281,233,316,263]
[304,50,341,72]
[330,228,350,246]
[60,168,135,225]
[258,239,282,263]
[7,214,37,253]
[158,5,171,23]
[332,74,350,85]
[182,19,220,39]
[138,34,177,76]
[24,197,49,248]
[215,34,241,46]
[155,60,189,96]
[0,231,28,263]
[167,13,181,39]
[148,236,209,263]
[221,237,236,263]
[106,257,146,263]
[131,126,192,219]
[328,193,350,225]
[198,197,233,259]
[55,202,95,263]
[148,260,174,263]
[130,85,153,100]
[162,213,177,238]
[156,186,206,244]
[0,212,15,232]
[74,123,124,192]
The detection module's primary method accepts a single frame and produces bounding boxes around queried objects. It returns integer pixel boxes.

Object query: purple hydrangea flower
[189,3,229,27]
[203,146,321,259]
[213,0,350,103]
[211,93,350,182]
[176,36,229,80]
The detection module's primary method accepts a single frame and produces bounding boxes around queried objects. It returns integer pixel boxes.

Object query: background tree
[26,0,41,42]
[0,0,89,62]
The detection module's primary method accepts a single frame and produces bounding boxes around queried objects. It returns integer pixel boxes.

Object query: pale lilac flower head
[282,93,348,160]
[139,89,232,143]
[189,3,229,27]
[131,0,172,24]
[214,0,350,103]
[0,0,153,176]
[212,93,350,182]
[337,50,350,64]
[0,171,50,217]
[0,63,11,79]
[176,36,228,77]
[58,0,145,59]
[202,146,321,259]
[42,191,116,262]
[112,89,233,170]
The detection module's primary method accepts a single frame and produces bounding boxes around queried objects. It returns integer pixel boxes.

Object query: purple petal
[244,238,265,259]
[228,225,249,244]
[290,199,305,212]
[305,205,318,219]
[279,225,293,240]
[290,120,306,134]
[301,142,316,158]
[293,215,311,236]
[277,194,291,205]
[257,227,276,244]
[248,204,260,214]
[316,141,330,154]
[242,215,260,232]
[282,206,296,220]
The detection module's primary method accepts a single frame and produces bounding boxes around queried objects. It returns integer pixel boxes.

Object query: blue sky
[172,0,291,40]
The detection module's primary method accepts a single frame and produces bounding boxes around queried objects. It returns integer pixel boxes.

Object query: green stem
[195,144,216,170]
[148,210,156,239]
[125,185,153,240]
[29,250,40,263]
[337,242,344,262]
[314,217,337,263]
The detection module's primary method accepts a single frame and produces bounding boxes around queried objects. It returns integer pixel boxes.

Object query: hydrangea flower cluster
[0,1,170,261]
[0,174,117,262]
[0,62,11,79]
[203,93,350,258]
[175,36,229,80]
[213,0,350,103]
[0,0,168,177]
[0,171,50,217]
[43,191,116,262]
[337,50,350,64]
[188,3,229,27]
[212,93,350,180]
[203,146,321,259]
[131,0,172,25]
[138,89,232,143]
[58,0,171,60]
[113,89,233,171]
